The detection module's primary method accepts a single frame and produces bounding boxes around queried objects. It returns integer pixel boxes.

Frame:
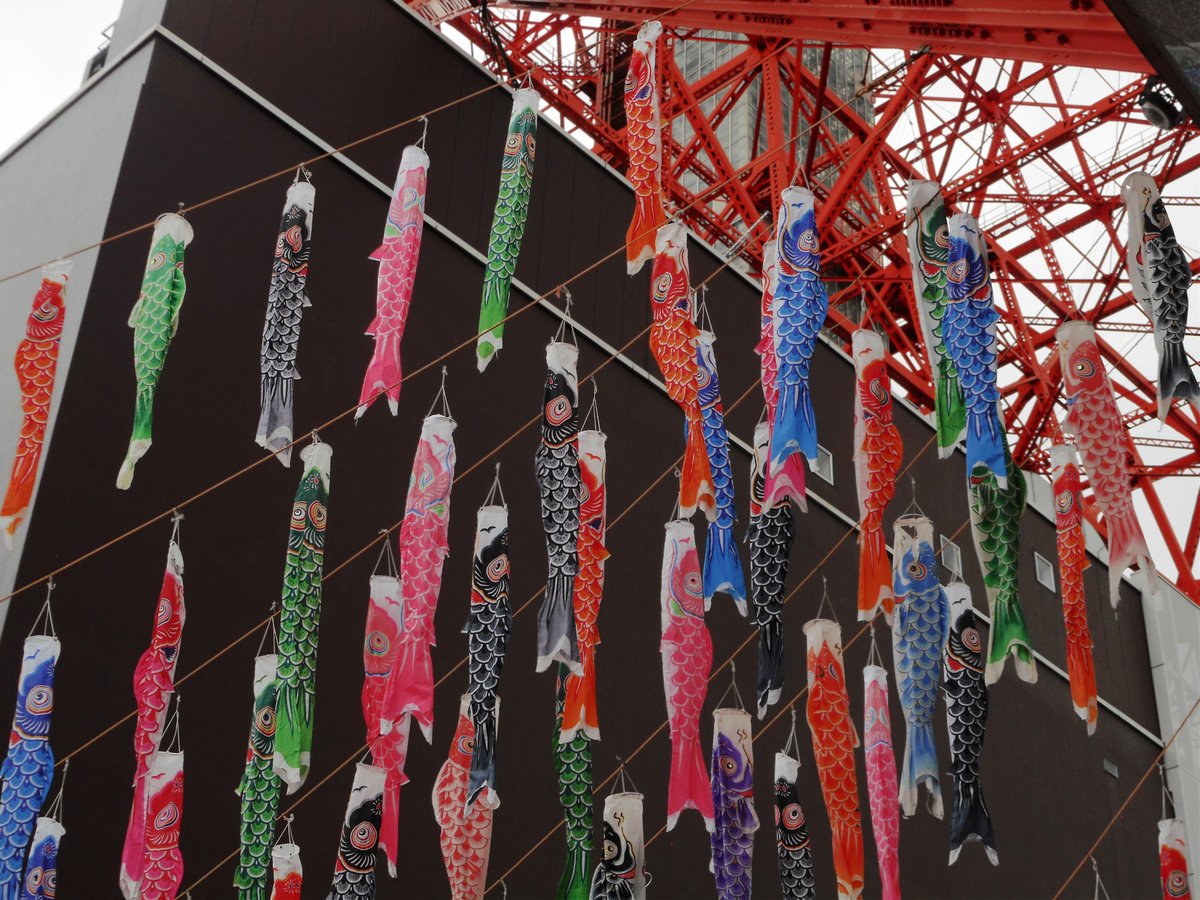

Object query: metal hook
[553,286,578,346]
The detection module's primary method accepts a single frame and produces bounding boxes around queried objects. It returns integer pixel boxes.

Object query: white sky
[0,1,124,154]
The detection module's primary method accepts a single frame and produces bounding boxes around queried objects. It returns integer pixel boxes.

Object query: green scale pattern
[968,446,1035,682]
[554,664,593,900]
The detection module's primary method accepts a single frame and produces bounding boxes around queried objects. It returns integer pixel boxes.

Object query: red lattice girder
[421,6,1200,597]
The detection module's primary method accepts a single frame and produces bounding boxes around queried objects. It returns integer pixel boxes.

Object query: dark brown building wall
[0,3,1165,897]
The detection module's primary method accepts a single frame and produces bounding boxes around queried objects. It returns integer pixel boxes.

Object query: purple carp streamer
[535,341,581,673]
[709,707,758,899]
[695,329,747,612]
[1057,321,1158,603]
[256,178,314,465]
[120,539,185,898]
[1122,171,1200,420]
[357,145,429,418]
[0,636,59,896]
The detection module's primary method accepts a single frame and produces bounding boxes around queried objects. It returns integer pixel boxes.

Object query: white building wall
[1144,577,1200,894]
[0,42,154,633]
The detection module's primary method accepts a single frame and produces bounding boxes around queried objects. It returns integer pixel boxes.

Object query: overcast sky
[0,1,124,153]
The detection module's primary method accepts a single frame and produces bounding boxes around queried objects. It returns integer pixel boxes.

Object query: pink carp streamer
[1057,321,1158,604]
[0,260,70,546]
[357,145,429,418]
[137,751,184,900]
[660,518,714,831]
[120,539,185,899]
[387,411,456,740]
[361,574,410,877]
[433,695,495,900]
[863,663,901,900]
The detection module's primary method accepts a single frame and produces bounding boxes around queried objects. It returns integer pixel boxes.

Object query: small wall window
[1034,552,1056,591]
[940,535,962,579]
[813,445,834,484]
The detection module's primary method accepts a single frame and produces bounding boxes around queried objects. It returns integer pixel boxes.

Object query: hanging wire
[614,755,640,795]
[815,575,837,623]
[782,708,801,758]
[372,528,399,580]
[170,508,184,546]
[27,578,56,639]
[427,366,453,420]
[164,694,184,754]
[275,814,296,847]
[582,380,602,434]
[553,287,578,346]
[484,463,507,508]
[899,476,926,519]
[255,610,278,658]
[1092,857,1112,900]
[417,114,429,150]
[670,467,682,521]
[0,34,929,625]
[716,661,746,711]
[45,758,68,824]
[292,165,312,184]
[1161,762,1177,820]
[866,620,883,669]
[695,284,714,335]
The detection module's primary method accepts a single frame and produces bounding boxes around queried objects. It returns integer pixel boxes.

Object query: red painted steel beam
[499,0,1148,70]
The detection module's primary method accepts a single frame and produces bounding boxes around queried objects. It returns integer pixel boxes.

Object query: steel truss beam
[418,5,1200,599]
